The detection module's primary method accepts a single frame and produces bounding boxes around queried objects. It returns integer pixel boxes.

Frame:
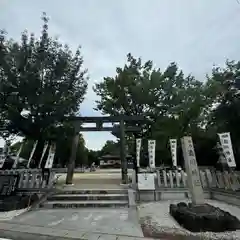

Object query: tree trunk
[66,133,79,185]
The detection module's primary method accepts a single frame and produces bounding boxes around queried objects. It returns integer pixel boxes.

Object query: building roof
[100,154,132,160]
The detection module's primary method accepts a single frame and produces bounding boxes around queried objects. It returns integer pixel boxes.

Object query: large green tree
[0,13,88,147]
[100,140,119,155]
[94,53,216,167]
[207,60,240,168]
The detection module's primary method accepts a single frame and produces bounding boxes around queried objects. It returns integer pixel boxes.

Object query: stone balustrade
[0,169,56,195]
[133,169,240,191]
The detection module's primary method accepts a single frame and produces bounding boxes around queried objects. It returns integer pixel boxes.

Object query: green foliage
[0,13,88,141]
[94,53,219,167]
[99,140,120,155]
[207,61,240,165]
[87,149,100,166]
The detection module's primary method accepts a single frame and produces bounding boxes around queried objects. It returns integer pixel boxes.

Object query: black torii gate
[65,115,146,185]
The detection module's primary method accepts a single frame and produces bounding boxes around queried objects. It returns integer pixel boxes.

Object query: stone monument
[181,136,204,205]
[170,136,240,232]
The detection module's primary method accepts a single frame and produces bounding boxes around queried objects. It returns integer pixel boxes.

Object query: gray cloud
[1,0,240,149]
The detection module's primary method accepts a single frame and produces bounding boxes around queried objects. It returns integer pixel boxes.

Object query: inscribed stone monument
[181,136,204,205]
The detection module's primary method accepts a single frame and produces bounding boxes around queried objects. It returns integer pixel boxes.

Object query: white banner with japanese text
[148,139,156,168]
[0,142,10,169]
[27,140,38,168]
[218,132,236,167]
[170,139,177,167]
[136,138,142,167]
[38,142,49,168]
[0,154,6,169]
[44,143,56,169]
[0,142,8,168]
[12,142,24,168]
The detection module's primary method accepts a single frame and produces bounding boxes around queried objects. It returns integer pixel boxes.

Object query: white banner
[218,132,236,167]
[27,140,38,168]
[148,139,156,168]
[38,142,49,168]
[44,143,56,169]
[0,142,8,169]
[0,154,6,169]
[3,142,9,155]
[0,142,9,168]
[12,142,24,168]
[136,138,142,167]
[170,139,177,167]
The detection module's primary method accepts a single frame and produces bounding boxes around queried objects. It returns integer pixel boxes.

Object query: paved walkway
[0,169,146,239]
[0,208,147,240]
[56,170,128,187]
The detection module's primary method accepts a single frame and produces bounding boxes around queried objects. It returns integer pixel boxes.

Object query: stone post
[181,136,204,205]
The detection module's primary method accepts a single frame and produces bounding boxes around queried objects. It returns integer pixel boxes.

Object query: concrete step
[48,193,128,201]
[42,200,128,208]
[62,178,122,185]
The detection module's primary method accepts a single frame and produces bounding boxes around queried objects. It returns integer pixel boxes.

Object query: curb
[0,229,80,240]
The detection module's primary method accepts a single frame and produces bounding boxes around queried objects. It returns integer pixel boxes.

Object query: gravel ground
[138,200,240,240]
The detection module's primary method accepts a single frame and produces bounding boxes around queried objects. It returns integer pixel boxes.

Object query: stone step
[48,193,128,201]
[57,189,127,195]
[41,200,128,208]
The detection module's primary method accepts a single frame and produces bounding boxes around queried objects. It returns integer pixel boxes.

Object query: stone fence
[131,169,240,204]
[0,169,56,195]
[134,169,240,191]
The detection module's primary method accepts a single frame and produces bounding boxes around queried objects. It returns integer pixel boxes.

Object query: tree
[207,60,240,168]
[100,140,120,155]
[0,13,88,155]
[94,53,214,166]
[87,149,100,166]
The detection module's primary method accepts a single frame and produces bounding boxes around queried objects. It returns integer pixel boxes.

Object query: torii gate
[65,115,146,185]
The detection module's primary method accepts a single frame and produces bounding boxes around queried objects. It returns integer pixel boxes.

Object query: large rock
[169,203,240,232]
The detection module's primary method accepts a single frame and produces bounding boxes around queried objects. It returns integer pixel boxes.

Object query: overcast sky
[1,0,240,150]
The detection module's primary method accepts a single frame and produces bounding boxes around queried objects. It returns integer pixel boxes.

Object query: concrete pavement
[0,222,154,239]
[0,208,147,240]
[0,169,148,239]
